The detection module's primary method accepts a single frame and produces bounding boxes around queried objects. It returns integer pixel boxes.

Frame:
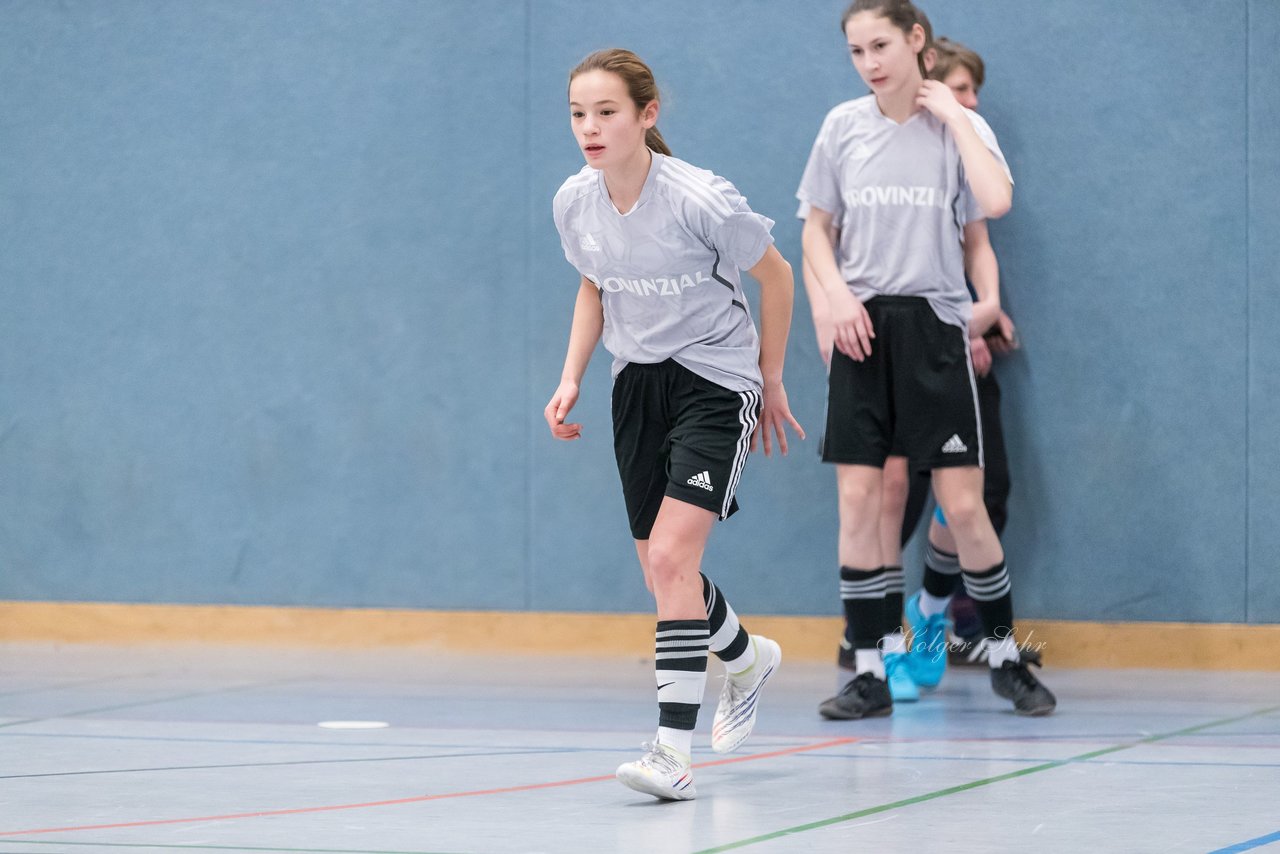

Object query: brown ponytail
[569,49,672,156]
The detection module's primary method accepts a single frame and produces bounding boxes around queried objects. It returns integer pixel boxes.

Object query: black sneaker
[837,635,855,671]
[990,654,1056,716]
[819,672,893,720]
[952,635,1046,668]
[948,631,989,667]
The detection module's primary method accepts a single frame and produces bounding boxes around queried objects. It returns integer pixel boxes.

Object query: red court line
[0,737,857,837]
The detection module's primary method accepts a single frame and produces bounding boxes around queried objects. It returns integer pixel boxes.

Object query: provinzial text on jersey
[589,271,711,296]
[845,186,947,209]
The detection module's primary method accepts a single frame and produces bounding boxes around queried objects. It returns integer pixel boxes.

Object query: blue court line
[7,724,1275,748]
[0,674,135,699]
[1208,830,1280,853]
[0,678,308,730]
[0,730,613,751]
[10,742,1280,788]
[0,729,719,757]
[0,747,569,780]
[4,728,1277,766]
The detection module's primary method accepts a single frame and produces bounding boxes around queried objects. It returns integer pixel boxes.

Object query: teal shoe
[884,651,919,702]
[906,592,950,688]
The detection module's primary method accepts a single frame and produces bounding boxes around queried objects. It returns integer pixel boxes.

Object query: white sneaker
[616,741,696,800]
[711,635,782,754]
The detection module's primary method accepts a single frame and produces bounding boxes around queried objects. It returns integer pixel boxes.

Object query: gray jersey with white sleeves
[553,152,774,392]
[796,96,1011,329]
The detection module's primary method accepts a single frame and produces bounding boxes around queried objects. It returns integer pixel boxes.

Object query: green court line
[694,704,1280,853]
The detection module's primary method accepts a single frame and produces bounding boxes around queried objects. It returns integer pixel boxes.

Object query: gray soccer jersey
[553,152,775,393]
[796,96,1011,329]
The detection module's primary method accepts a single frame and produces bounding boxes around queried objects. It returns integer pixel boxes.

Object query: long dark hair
[569,49,672,156]
[841,0,929,78]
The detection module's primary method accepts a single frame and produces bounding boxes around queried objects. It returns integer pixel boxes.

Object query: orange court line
[0,736,858,837]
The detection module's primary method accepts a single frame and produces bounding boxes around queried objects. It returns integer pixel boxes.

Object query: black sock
[883,565,904,633]
[701,573,750,662]
[840,566,887,651]
[922,543,962,598]
[961,561,1014,641]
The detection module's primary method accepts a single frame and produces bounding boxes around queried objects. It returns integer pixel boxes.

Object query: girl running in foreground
[547,48,805,800]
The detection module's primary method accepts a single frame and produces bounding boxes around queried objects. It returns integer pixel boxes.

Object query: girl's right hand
[544,381,583,440]
[810,309,835,367]
[828,288,875,361]
[971,335,993,377]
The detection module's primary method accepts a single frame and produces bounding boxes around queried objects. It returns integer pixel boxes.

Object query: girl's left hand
[970,336,993,378]
[988,310,1019,355]
[916,79,965,125]
[544,381,583,441]
[753,380,805,457]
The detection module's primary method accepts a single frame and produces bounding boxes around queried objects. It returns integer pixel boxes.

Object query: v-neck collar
[872,96,925,128]
[598,151,663,217]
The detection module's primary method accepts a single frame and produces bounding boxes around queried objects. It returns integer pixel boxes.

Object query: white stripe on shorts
[961,326,985,469]
[723,389,760,518]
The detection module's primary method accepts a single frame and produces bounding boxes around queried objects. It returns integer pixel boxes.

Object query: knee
[837,475,878,510]
[939,493,985,532]
[881,469,909,514]
[645,540,688,590]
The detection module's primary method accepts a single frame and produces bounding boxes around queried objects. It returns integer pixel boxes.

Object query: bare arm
[801,216,841,366]
[803,207,875,360]
[747,245,805,456]
[917,81,1012,219]
[750,245,793,386]
[963,219,1001,337]
[801,207,844,308]
[544,277,604,441]
[801,255,833,366]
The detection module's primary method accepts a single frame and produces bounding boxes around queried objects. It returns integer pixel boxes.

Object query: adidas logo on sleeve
[686,471,714,492]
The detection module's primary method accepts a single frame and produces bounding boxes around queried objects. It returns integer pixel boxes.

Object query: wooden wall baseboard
[2,601,1277,670]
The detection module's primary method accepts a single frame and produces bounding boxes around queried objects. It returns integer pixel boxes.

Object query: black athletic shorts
[612,359,760,540]
[821,296,982,471]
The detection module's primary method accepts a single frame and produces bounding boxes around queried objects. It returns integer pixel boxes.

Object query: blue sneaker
[906,592,950,688]
[884,651,919,702]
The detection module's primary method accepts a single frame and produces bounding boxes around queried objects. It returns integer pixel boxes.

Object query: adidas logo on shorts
[941,434,968,454]
[686,471,714,492]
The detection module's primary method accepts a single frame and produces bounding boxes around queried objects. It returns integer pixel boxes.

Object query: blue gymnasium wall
[1,1,1276,624]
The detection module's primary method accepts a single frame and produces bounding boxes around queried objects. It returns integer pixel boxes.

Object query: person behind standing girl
[547,49,805,800]
[797,0,1055,719]
[900,36,1028,685]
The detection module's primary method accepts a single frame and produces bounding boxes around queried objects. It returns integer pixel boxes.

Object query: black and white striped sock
[701,573,755,674]
[961,561,1019,667]
[840,566,887,677]
[921,542,962,615]
[655,619,710,755]
[883,565,905,636]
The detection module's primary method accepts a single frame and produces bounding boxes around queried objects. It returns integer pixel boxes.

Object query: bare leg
[837,464,883,569]
[633,498,716,620]
[879,456,909,568]
[931,467,1002,569]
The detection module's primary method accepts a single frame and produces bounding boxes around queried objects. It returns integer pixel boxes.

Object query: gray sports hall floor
[2,642,1278,853]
